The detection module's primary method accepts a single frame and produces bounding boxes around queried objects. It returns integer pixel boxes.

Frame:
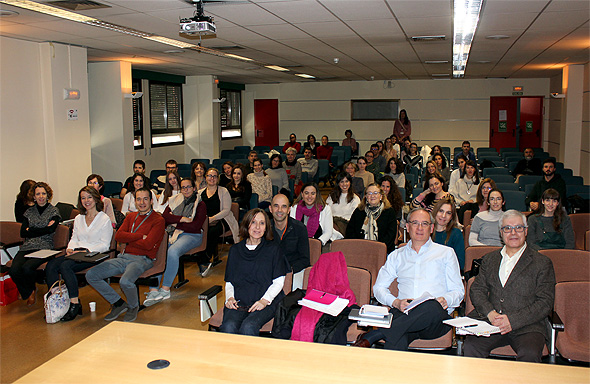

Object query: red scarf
[295,201,322,238]
[291,252,357,342]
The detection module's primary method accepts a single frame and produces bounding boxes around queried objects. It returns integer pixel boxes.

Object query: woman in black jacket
[346,183,397,253]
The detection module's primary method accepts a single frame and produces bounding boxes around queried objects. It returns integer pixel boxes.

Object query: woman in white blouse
[121,173,158,214]
[326,173,360,240]
[45,186,113,321]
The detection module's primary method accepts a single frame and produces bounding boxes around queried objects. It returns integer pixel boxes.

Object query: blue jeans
[152,232,203,288]
[219,305,276,336]
[86,253,153,308]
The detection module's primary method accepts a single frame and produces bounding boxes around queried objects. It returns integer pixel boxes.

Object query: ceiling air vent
[410,35,446,42]
[46,0,111,11]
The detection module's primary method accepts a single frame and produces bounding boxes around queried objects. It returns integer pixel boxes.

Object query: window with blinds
[149,81,184,146]
[132,79,143,149]
[220,89,242,139]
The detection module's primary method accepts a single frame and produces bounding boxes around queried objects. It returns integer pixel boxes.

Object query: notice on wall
[499,121,507,132]
[499,110,507,121]
[526,121,533,132]
[67,109,78,121]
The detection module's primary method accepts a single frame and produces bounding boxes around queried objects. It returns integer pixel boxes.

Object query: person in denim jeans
[86,188,165,322]
[143,178,207,306]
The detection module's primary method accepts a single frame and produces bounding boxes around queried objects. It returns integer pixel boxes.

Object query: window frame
[220,89,242,140]
[148,80,185,148]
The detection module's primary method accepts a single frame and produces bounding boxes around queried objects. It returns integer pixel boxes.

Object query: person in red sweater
[282,133,301,154]
[86,187,165,322]
[316,135,333,161]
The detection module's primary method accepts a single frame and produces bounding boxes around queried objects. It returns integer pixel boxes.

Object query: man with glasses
[352,208,464,350]
[464,210,555,363]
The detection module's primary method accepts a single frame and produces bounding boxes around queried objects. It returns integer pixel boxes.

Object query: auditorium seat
[568,213,590,250]
[554,281,590,362]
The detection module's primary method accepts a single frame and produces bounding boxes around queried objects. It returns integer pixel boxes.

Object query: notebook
[66,251,110,263]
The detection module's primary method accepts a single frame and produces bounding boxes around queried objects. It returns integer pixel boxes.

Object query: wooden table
[15,322,589,384]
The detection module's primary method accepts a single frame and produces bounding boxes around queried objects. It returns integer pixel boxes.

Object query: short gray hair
[498,209,527,230]
[285,147,297,155]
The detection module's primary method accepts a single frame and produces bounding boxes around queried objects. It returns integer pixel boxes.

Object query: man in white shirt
[353,208,464,350]
[298,148,318,178]
[464,210,555,362]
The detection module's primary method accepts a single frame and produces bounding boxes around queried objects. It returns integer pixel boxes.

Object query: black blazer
[468,245,555,339]
[345,207,397,253]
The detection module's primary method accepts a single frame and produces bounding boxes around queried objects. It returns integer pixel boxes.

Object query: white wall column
[184,75,219,161]
[88,61,134,182]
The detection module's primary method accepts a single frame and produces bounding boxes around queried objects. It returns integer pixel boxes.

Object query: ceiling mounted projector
[180,0,216,35]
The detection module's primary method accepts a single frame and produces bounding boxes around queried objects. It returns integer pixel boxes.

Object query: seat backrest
[464,246,501,273]
[464,277,476,314]
[586,230,589,251]
[308,238,322,265]
[555,281,590,348]
[569,213,590,250]
[0,221,23,247]
[302,266,371,306]
[184,216,209,255]
[139,232,168,278]
[330,239,387,295]
[538,249,590,283]
[503,190,526,211]
[463,224,471,249]
[110,198,123,212]
[53,224,71,250]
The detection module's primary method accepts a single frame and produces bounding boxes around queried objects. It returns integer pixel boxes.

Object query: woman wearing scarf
[290,183,333,251]
[346,183,397,253]
[143,178,207,306]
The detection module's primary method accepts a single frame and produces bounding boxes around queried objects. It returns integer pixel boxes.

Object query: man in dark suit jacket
[464,209,555,363]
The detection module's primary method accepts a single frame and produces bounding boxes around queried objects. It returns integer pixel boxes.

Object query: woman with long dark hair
[191,161,208,191]
[219,161,234,188]
[45,186,112,320]
[346,183,397,253]
[157,170,181,212]
[290,182,333,248]
[411,174,449,212]
[220,209,289,336]
[379,175,404,222]
[303,134,318,157]
[431,153,451,182]
[326,173,361,238]
[14,179,35,223]
[9,182,61,306]
[452,160,480,207]
[527,188,574,249]
[227,164,252,220]
[86,174,116,226]
[393,109,411,139]
[383,157,406,190]
[121,173,157,214]
[457,178,496,225]
[431,197,465,271]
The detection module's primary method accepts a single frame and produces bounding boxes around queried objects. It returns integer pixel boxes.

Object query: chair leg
[174,258,189,289]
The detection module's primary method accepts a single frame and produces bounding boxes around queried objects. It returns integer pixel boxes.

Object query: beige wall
[245,78,550,154]
[1,37,91,221]
[581,63,589,182]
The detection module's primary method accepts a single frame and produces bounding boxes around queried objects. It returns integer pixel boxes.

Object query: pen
[464,324,477,328]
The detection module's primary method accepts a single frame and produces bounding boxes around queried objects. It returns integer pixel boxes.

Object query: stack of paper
[299,289,349,317]
[443,317,501,337]
[349,306,393,328]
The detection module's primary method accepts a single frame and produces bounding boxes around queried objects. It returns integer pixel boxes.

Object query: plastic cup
[89,302,96,312]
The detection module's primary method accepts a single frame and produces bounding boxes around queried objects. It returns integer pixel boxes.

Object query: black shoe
[61,302,82,322]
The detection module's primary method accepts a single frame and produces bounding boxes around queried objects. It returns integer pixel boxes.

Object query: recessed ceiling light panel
[485,35,510,40]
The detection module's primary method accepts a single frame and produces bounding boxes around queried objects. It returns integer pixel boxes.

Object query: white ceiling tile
[294,21,356,38]
[482,0,548,14]
[207,3,285,26]
[320,0,394,21]
[257,0,338,23]
[386,0,451,18]
[247,23,310,39]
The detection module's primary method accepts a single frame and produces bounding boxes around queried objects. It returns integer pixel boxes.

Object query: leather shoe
[26,290,36,306]
[352,332,371,348]
[61,302,82,322]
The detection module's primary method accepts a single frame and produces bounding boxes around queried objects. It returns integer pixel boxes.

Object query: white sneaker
[143,290,163,307]
[158,288,171,301]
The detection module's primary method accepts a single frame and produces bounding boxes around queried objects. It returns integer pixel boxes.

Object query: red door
[254,99,279,148]
[490,97,518,149]
[490,96,543,150]
[519,97,543,150]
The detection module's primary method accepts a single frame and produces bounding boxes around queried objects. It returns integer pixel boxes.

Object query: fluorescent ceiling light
[225,53,253,61]
[425,60,449,64]
[0,0,96,22]
[486,35,510,40]
[295,74,315,79]
[265,65,289,72]
[432,73,450,77]
[144,36,196,49]
[453,0,483,78]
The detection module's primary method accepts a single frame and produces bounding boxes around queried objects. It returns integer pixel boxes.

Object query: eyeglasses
[206,174,218,178]
[408,221,432,227]
[500,225,526,233]
[180,186,193,190]
[366,191,380,196]
[482,186,492,191]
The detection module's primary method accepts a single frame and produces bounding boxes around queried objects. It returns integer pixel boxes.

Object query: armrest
[0,240,24,249]
[199,285,222,301]
[550,310,564,331]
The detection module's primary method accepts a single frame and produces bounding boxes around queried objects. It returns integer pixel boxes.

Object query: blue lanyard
[131,210,152,233]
